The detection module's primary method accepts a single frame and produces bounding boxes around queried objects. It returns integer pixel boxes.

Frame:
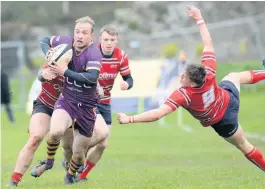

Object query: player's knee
[27,135,43,150]
[73,151,84,163]
[96,139,108,151]
[222,72,238,81]
[62,145,72,154]
[49,131,64,141]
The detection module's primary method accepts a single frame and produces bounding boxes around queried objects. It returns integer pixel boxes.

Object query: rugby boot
[6,181,18,187]
[31,159,54,178]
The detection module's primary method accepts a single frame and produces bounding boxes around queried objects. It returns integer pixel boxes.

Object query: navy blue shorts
[96,103,112,125]
[32,99,53,117]
[211,80,240,138]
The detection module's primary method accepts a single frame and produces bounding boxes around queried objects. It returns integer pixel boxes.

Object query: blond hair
[75,16,95,33]
[100,24,119,36]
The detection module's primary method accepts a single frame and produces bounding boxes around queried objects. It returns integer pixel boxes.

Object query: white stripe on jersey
[167,98,180,108]
[102,61,120,64]
[120,66,129,71]
[38,96,54,109]
[42,87,58,101]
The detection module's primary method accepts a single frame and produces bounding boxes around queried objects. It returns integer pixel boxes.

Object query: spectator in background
[151,50,188,109]
[1,71,15,123]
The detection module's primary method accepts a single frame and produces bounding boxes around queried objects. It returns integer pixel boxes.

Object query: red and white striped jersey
[98,46,131,104]
[164,51,230,126]
[37,65,64,109]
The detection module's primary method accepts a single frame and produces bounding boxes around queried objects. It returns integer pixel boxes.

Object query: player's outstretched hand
[41,68,57,81]
[117,113,130,124]
[120,80,129,90]
[187,5,202,20]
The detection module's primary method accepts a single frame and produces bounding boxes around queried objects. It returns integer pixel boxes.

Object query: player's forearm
[40,36,52,55]
[197,18,213,51]
[64,69,99,86]
[122,74,134,89]
[131,109,163,123]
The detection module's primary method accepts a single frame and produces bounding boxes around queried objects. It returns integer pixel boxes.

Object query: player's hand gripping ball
[48,44,73,75]
[187,5,202,20]
[41,68,57,81]
[47,44,73,66]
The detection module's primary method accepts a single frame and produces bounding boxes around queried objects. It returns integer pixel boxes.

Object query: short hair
[75,16,95,33]
[185,64,206,86]
[100,24,119,36]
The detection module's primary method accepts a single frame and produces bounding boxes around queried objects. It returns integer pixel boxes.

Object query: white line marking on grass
[245,132,265,142]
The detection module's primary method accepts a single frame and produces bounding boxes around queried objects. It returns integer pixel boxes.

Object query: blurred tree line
[1,1,132,41]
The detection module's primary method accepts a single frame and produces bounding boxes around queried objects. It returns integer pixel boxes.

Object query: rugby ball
[49,44,73,66]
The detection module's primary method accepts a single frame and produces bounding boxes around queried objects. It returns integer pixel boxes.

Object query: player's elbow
[40,36,51,46]
[83,70,99,85]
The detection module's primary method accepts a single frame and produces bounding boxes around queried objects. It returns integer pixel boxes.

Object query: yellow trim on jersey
[50,36,55,47]
[85,67,101,71]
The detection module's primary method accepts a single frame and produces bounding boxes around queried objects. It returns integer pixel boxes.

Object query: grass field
[1,60,265,188]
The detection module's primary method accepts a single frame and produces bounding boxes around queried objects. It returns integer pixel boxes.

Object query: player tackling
[8,64,62,187]
[118,5,265,173]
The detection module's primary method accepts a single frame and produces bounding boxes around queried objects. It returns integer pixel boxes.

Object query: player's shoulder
[84,43,102,60]
[52,36,73,44]
[113,47,127,59]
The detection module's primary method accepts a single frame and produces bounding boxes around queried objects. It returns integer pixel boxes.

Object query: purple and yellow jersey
[51,36,102,108]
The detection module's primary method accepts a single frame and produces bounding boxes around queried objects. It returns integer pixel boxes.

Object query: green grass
[1,60,265,188]
[1,93,265,189]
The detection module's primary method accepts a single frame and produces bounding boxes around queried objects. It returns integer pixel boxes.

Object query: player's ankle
[11,172,23,183]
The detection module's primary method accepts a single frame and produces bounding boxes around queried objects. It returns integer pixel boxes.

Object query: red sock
[11,172,23,183]
[249,70,265,84]
[245,147,265,172]
[78,160,95,179]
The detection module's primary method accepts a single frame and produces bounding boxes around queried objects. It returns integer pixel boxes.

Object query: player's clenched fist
[117,113,130,124]
[187,5,202,20]
[96,83,104,99]
[41,68,57,81]
[120,80,129,90]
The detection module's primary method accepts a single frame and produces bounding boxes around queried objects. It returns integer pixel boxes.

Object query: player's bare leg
[64,129,98,184]
[77,114,109,180]
[31,109,72,178]
[61,128,74,170]
[225,126,265,171]
[222,70,265,90]
[61,114,109,179]
[221,71,265,171]
[9,113,50,186]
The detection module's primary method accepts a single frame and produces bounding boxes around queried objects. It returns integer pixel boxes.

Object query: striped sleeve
[164,88,190,111]
[119,51,131,76]
[85,49,102,71]
[202,51,216,76]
